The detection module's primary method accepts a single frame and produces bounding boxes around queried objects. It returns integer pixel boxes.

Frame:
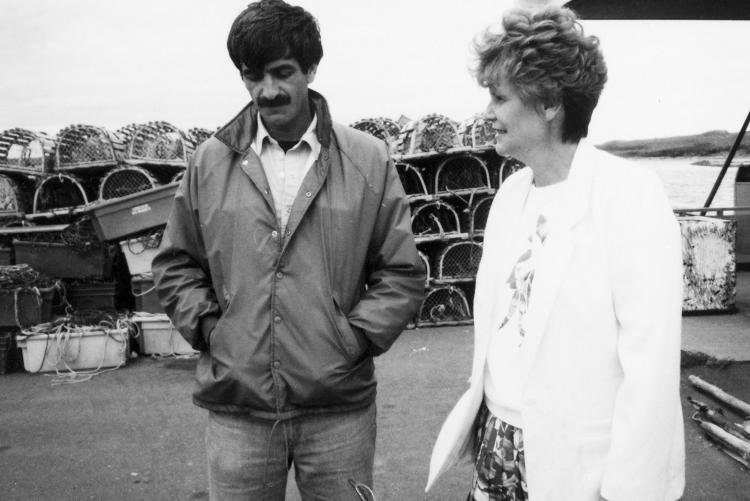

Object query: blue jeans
[206,403,376,501]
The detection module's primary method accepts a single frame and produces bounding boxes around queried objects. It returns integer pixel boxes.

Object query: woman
[427,7,684,501]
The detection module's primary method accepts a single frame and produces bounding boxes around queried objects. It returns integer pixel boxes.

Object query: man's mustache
[257,95,291,108]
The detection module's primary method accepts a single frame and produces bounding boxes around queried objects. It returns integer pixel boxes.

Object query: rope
[19,314,134,384]
[126,228,163,255]
[0,264,43,288]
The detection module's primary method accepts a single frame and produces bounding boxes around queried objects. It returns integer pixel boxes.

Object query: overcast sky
[1,0,748,144]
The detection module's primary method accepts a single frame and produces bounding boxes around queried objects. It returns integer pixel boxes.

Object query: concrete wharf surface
[683,271,750,362]
[1,273,749,500]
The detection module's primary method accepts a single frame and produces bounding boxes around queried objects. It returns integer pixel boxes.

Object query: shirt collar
[251,113,320,157]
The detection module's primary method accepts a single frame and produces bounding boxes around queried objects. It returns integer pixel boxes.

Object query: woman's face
[484,75,546,161]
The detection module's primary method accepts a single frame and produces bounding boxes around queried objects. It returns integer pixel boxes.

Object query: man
[151,1,425,499]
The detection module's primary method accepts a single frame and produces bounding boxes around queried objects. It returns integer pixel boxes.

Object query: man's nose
[258,75,280,99]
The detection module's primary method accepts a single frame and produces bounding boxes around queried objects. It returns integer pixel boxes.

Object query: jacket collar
[214,88,333,154]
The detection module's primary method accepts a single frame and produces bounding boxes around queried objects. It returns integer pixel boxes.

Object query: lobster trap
[395,162,429,200]
[470,196,494,235]
[434,154,493,198]
[499,156,525,185]
[461,115,496,149]
[351,117,401,150]
[435,241,483,283]
[124,121,194,168]
[411,200,464,243]
[187,127,214,147]
[0,174,31,213]
[399,114,460,155]
[417,285,472,326]
[418,250,431,285]
[55,124,126,171]
[0,128,55,175]
[33,174,93,213]
[98,166,159,201]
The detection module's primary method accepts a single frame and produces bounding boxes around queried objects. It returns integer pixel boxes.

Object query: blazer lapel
[472,168,533,383]
[520,142,597,377]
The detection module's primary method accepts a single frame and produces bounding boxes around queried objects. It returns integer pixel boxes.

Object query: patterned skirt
[466,403,527,501]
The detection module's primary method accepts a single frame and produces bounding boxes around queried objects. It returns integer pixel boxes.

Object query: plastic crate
[133,313,196,356]
[66,281,117,311]
[87,183,178,241]
[16,327,129,373]
[0,284,57,328]
[13,240,113,280]
[131,274,163,313]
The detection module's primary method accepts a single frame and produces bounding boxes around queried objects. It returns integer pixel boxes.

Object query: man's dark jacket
[152,90,425,419]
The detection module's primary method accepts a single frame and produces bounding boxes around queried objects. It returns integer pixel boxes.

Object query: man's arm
[347,155,426,355]
[152,149,221,351]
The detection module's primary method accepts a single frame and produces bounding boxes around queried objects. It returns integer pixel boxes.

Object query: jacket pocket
[331,293,368,362]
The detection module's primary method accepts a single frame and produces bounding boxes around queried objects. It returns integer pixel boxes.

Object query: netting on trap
[98,166,159,200]
[125,121,194,167]
[395,162,429,198]
[187,127,213,147]
[458,114,496,148]
[418,250,431,285]
[436,241,483,282]
[411,201,462,241]
[0,128,55,175]
[500,156,525,184]
[470,196,494,235]
[55,125,125,171]
[0,174,30,212]
[33,174,90,213]
[351,118,399,143]
[399,114,460,155]
[417,285,472,326]
[434,154,493,197]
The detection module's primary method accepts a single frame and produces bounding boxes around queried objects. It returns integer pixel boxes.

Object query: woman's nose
[482,105,495,122]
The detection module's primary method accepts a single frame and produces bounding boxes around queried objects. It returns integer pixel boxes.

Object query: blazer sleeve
[151,147,221,351]
[600,168,685,500]
[347,151,426,355]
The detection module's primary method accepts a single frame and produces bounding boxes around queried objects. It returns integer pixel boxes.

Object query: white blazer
[426,141,685,501]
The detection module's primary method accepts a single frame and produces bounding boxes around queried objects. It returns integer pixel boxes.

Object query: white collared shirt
[251,114,321,232]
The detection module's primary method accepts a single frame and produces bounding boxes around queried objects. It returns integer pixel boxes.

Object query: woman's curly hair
[474,7,607,143]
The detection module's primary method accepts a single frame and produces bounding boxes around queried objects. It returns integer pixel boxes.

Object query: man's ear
[306,64,318,84]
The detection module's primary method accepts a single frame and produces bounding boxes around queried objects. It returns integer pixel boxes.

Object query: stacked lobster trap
[0,120,213,374]
[353,113,525,328]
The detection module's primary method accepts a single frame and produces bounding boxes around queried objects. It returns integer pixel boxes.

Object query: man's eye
[243,72,262,81]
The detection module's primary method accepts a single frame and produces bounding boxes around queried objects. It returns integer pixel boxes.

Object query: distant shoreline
[597,130,750,165]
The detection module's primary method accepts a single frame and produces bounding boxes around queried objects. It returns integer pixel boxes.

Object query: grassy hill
[597,130,750,158]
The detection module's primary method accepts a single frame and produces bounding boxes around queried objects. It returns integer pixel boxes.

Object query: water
[634,157,738,208]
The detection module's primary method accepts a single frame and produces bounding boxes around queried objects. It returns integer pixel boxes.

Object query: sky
[1,0,748,145]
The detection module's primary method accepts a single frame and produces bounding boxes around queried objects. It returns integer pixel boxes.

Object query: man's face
[241,58,316,138]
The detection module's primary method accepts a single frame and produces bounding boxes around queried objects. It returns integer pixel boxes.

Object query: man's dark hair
[227,0,323,75]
